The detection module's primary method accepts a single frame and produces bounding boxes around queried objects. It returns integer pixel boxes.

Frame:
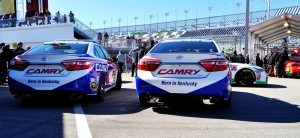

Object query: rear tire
[113,71,122,90]
[96,77,105,102]
[235,69,255,86]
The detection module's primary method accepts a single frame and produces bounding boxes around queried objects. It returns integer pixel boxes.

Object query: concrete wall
[0,23,74,47]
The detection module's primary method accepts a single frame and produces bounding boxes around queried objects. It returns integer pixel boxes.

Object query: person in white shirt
[117,50,126,73]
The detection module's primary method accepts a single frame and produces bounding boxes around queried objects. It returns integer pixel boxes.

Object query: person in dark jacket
[256,53,263,67]
[144,39,155,54]
[0,45,15,83]
[263,55,268,69]
[236,53,245,63]
[245,54,250,64]
[230,51,238,63]
[14,42,25,56]
[268,51,279,76]
[138,42,147,61]
[275,49,290,78]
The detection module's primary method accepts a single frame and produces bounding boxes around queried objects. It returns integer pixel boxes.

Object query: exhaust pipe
[209,97,219,104]
[69,93,83,101]
[16,94,33,101]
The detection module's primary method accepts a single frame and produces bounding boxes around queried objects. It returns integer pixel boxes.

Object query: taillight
[138,57,161,71]
[62,61,93,71]
[292,64,299,68]
[199,58,229,72]
[10,58,29,71]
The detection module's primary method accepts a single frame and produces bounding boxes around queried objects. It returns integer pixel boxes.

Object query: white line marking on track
[74,104,92,138]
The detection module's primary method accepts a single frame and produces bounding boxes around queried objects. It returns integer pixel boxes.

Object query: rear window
[26,43,88,55]
[291,57,300,62]
[150,41,219,53]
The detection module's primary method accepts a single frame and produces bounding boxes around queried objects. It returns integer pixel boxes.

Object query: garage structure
[248,13,300,63]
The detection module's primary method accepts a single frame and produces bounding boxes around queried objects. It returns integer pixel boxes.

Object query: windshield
[150,41,219,53]
[26,43,88,55]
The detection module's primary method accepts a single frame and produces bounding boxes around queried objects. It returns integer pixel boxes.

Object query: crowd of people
[0,42,29,85]
[267,49,290,78]
[0,10,75,28]
[226,48,291,78]
[97,32,110,47]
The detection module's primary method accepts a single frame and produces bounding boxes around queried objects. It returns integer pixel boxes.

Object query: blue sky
[48,0,298,29]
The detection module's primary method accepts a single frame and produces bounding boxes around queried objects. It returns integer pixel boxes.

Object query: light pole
[110,19,112,36]
[208,7,212,29]
[156,13,158,32]
[165,12,169,31]
[265,0,270,19]
[236,2,242,53]
[134,16,138,33]
[175,11,177,30]
[224,3,227,27]
[236,2,241,26]
[118,18,122,36]
[245,0,250,56]
[103,20,106,33]
[89,21,92,36]
[149,15,153,33]
[195,8,198,29]
[126,17,128,35]
[184,10,189,30]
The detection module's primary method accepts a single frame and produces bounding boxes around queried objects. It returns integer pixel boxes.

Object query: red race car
[284,56,300,77]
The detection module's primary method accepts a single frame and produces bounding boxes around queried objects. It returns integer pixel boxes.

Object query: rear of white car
[136,39,232,107]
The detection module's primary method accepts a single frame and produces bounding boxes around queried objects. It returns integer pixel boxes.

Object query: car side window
[99,45,112,60]
[94,45,106,59]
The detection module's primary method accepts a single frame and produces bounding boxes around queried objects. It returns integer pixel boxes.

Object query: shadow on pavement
[151,91,300,123]
[81,88,144,115]
[233,84,286,88]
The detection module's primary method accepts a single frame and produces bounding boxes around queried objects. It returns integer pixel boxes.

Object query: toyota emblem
[41,56,48,61]
[176,55,183,60]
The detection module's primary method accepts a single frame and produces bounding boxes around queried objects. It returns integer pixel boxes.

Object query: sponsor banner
[1,0,16,15]
[26,0,48,12]
[26,0,39,12]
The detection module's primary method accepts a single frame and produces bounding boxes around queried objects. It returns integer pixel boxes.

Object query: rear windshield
[150,41,219,53]
[26,43,88,55]
[291,57,300,62]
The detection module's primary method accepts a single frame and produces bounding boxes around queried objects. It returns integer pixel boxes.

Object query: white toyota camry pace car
[136,39,232,108]
[8,41,122,101]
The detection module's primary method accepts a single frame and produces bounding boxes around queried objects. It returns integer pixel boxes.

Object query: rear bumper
[8,75,97,95]
[136,76,231,100]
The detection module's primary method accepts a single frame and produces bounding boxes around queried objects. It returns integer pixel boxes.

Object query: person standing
[275,49,290,78]
[97,32,103,45]
[138,42,147,61]
[144,39,155,54]
[245,54,250,64]
[69,11,75,23]
[55,11,60,24]
[103,32,109,47]
[14,42,26,56]
[263,55,268,69]
[0,45,14,83]
[26,45,31,51]
[230,51,238,63]
[129,47,139,77]
[268,51,279,77]
[45,10,51,24]
[256,53,263,67]
[117,50,126,73]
